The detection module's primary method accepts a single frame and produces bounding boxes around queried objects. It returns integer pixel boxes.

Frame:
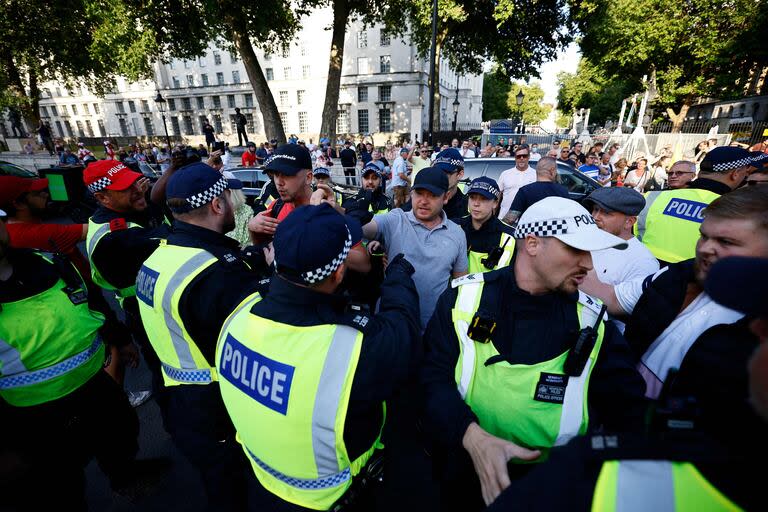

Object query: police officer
[455,177,515,273]
[136,162,269,510]
[83,159,170,395]
[0,210,159,509]
[401,147,468,219]
[253,167,279,214]
[216,203,421,511]
[421,197,647,508]
[312,166,344,206]
[486,256,768,512]
[636,146,752,264]
[342,164,393,225]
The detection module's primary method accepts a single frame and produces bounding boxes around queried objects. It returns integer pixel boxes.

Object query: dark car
[0,161,38,178]
[461,158,600,202]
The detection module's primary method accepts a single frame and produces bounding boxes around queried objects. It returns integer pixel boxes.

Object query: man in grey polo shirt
[363,166,469,330]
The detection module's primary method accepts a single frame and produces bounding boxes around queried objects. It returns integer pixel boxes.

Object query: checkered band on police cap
[299,226,352,284]
[434,156,464,168]
[712,157,753,172]
[87,176,113,194]
[186,176,228,209]
[469,180,500,199]
[514,218,569,239]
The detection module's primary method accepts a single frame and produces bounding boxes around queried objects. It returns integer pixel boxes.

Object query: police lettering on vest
[136,265,159,307]
[218,333,294,415]
[662,198,707,223]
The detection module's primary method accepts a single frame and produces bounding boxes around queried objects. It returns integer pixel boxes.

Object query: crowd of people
[1,130,768,512]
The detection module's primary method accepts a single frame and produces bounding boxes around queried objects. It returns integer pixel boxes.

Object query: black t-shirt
[340,148,357,167]
[202,124,215,139]
[509,181,571,215]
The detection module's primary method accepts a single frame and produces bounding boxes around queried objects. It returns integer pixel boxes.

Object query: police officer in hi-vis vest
[136,162,269,511]
[421,197,648,509]
[454,177,516,274]
[487,256,768,512]
[0,210,162,509]
[342,164,393,226]
[216,203,421,511]
[635,146,751,265]
[83,159,170,401]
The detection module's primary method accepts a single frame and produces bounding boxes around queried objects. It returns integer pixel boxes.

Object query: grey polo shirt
[374,208,468,330]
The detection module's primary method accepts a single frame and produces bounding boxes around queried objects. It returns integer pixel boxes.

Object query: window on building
[116,101,125,114]
[183,115,194,135]
[227,95,236,108]
[379,55,391,73]
[302,65,310,79]
[85,120,94,137]
[55,120,64,135]
[266,68,274,81]
[283,67,291,80]
[300,44,307,57]
[357,30,367,48]
[245,94,253,108]
[358,109,369,133]
[264,51,271,60]
[198,116,207,133]
[132,118,140,136]
[127,101,136,113]
[357,57,370,74]
[41,106,48,117]
[379,85,392,102]
[281,45,290,58]
[279,112,288,130]
[169,60,175,70]
[232,71,240,83]
[97,119,105,137]
[75,121,85,137]
[198,56,206,67]
[93,103,100,114]
[378,108,392,132]
[141,99,150,112]
[187,74,194,87]
[279,91,289,106]
[212,96,221,109]
[143,117,155,136]
[55,87,61,97]
[196,97,205,109]
[297,90,305,105]
[246,113,255,131]
[229,114,238,132]
[82,104,90,115]
[168,98,176,111]
[213,114,222,132]
[201,73,209,86]
[358,87,368,102]
[213,51,221,65]
[71,104,78,115]
[63,120,74,137]
[171,116,181,135]
[118,119,127,137]
[50,105,58,116]
[216,72,224,86]
[172,76,180,88]
[184,59,192,69]
[230,53,238,64]
[336,110,350,133]
[182,97,192,110]
[298,112,308,132]
[380,30,390,46]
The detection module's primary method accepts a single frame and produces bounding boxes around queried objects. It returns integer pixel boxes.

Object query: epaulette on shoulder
[577,290,604,317]
[109,218,128,231]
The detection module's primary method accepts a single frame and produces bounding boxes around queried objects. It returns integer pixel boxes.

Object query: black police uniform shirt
[89,204,170,291]
[401,187,469,221]
[420,261,647,454]
[168,221,269,364]
[685,177,731,195]
[454,215,515,259]
[245,265,420,501]
[341,188,393,225]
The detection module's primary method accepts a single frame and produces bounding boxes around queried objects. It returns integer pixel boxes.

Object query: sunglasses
[515,154,529,159]
[668,171,694,176]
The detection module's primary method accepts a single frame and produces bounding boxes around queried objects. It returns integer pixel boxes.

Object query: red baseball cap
[0,176,50,208]
[83,160,142,193]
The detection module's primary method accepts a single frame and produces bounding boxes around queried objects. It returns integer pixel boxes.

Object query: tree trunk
[226,15,286,144]
[319,0,349,145]
[27,69,41,128]
[667,103,690,133]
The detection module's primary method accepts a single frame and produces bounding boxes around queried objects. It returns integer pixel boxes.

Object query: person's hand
[385,253,415,276]
[462,422,541,505]
[263,242,275,266]
[311,183,338,207]
[367,240,384,256]
[136,177,150,193]
[119,343,140,369]
[248,212,279,236]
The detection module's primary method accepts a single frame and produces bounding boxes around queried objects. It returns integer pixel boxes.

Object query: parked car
[461,158,600,202]
[0,161,38,178]
[227,168,269,199]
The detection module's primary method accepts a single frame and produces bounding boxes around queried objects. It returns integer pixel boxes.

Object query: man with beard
[400,148,468,219]
[136,163,268,510]
[421,197,647,509]
[583,186,768,399]
[342,164,392,225]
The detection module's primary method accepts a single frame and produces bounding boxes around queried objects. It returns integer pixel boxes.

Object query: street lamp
[154,89,172,149]
[515,89,525,135]
[452,85,460,131]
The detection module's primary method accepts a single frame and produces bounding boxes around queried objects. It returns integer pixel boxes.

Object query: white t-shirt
[497,166,536,218]
[529,152,542,162]
[459,148,476,159]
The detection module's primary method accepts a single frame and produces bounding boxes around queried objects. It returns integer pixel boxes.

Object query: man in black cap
[216,203,421,511]
[136,162,269,510]
[342,163,393,225]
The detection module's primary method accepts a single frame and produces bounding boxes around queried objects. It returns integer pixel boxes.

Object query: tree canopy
[511,81,552,125]
[482,69,513,121]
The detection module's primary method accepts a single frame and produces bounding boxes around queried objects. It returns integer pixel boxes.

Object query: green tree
[510,81,552,126]
[481,69,512,121]
[569,0,768,131]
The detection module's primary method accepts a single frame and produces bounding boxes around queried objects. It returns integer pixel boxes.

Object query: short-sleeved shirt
[497,166,536,218]
[391,156,409,187]
[508,182,570,215]
[578,164,600,180]
[373,209,468,330]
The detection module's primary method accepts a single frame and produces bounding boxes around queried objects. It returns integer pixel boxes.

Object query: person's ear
[93,190,109,207]
[524,234,541,256]
[442,193,449,206]
[332,263,345,285]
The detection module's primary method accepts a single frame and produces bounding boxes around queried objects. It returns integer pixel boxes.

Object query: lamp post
[154,90,172,149]
[427,0,438,145]
[452,85,460,132]
[515,88,525,136]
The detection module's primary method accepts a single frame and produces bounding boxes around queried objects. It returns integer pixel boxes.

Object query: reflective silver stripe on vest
[456,284,479,399]
[616,461,674,512]
[497,233,513,268]
[0,336,102,389]
[0,338,28,376]
[160,251,217,376]
[246,446,351,490]
[312,325,359,476]
[635,191,662,242]
[87,223,111,258]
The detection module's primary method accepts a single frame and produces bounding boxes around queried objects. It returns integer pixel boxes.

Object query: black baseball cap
[265,144,312,176]
[412,166,448,195]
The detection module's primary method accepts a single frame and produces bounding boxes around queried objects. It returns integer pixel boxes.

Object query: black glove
[386,253,415,277]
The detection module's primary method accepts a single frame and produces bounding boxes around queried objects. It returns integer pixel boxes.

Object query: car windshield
[0,162,38,178]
